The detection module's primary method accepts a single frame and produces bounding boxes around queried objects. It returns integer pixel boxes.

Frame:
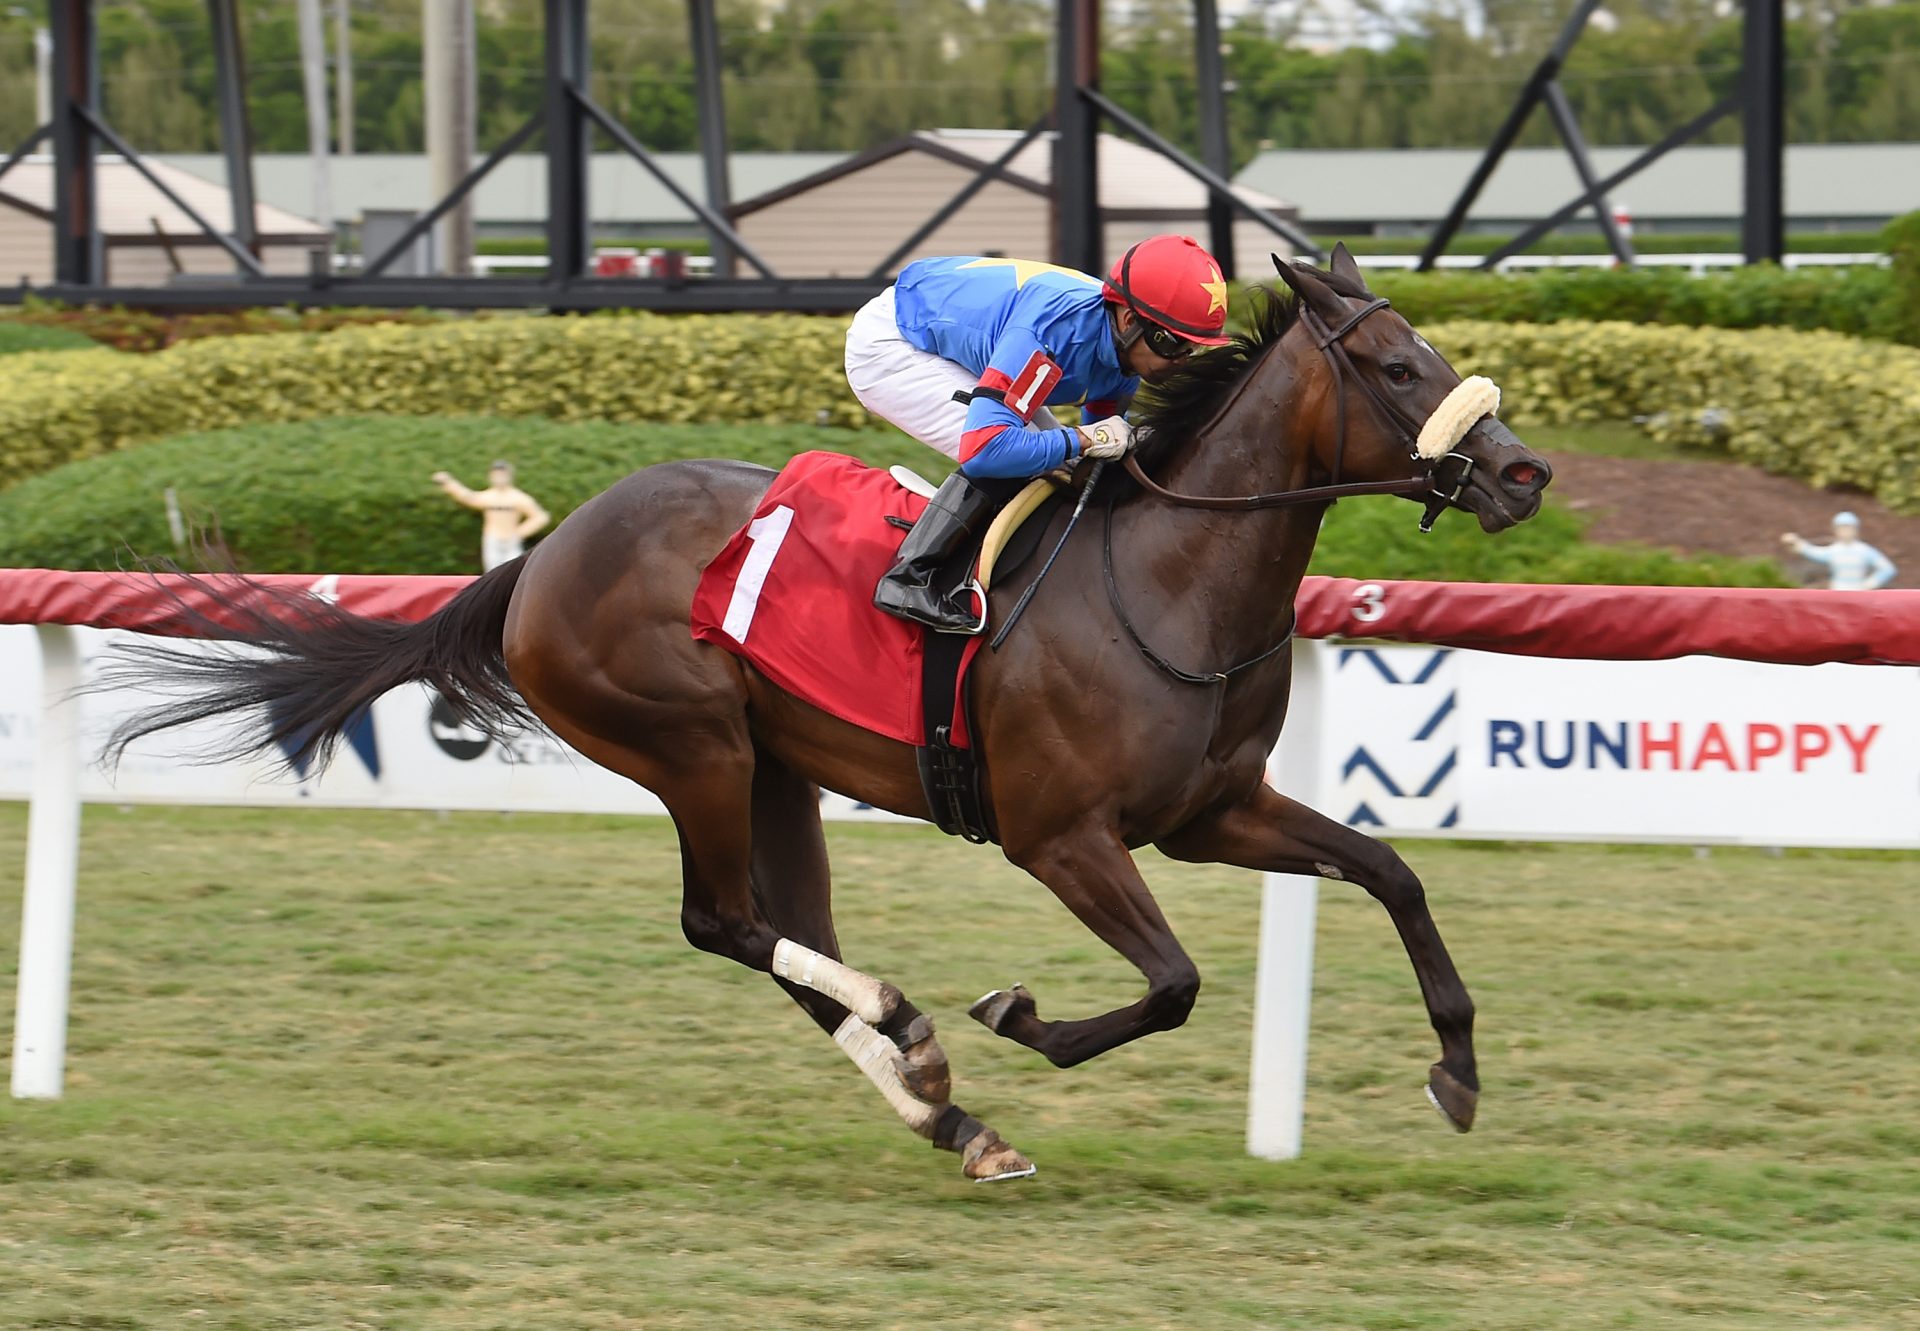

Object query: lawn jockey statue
[431,460,552,572]
[847,234,1232,633]
[1781,511,1897,590]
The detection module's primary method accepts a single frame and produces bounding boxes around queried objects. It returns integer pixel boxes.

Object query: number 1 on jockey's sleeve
[956,328,1078,481]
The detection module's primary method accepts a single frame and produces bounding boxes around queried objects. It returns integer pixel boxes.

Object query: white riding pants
[844,287,976,461]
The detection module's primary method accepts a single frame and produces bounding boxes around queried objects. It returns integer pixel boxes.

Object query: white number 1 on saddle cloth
[720,505,795,643]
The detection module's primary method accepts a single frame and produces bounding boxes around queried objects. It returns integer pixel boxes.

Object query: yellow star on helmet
[1200,266,1228,316]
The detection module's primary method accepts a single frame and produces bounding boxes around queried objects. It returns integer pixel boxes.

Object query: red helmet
[1102,234,1232,347]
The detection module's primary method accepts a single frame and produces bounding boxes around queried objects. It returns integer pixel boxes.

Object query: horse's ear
[1328,241,1369,295]
[1271,253,1351,326]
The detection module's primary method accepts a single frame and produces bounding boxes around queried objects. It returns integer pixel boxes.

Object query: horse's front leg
[1157,782,1480,1131]
[971,824,1201,1068]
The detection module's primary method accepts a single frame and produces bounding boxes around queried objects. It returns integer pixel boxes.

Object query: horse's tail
[104,558,536,774]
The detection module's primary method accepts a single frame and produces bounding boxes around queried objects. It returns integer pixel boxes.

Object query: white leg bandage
[772,939,897,1026]
[834,1014,941,1136]
[1416,375,1502,460]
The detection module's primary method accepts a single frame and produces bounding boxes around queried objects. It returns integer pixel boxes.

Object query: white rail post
[1246,637,1327,1160]
[12,623,84,1099]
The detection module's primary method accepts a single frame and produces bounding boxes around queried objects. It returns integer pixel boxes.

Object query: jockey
[846,234,1233,632]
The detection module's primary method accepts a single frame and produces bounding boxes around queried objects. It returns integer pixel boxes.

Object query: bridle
[1103,289,1484,686]
[1121,293,1480,534]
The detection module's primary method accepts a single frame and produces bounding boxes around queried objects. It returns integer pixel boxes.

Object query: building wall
[0,208,321,286]
[107,240,321,284]
[735,152,1049,277]
[0,209,54,285]
[735,152,1294,279]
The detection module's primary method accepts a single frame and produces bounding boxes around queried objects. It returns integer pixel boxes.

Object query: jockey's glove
[1078,416,1135,460]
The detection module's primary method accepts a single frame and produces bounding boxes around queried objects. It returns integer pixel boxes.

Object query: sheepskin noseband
[1416,375,1501,461]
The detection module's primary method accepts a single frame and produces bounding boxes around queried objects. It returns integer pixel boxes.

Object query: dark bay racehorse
[114,249,1551,1180]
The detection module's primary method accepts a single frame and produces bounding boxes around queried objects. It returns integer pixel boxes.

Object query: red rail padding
[0,570,474,637]
[1295,578,1920,667]
[0,568,1916,667]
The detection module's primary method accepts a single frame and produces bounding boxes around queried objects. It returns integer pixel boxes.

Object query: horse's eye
[1385,362,1415,385]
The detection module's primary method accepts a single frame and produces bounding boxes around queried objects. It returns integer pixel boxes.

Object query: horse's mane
[1129,269,1369,471]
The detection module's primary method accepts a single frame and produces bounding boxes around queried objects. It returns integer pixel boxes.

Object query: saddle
[887,465,1063,594]
[688,451,1070,845]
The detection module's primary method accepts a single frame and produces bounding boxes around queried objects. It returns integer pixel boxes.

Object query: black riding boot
[873,472,998,633]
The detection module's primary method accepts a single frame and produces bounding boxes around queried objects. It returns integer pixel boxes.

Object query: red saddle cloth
[690,451,983,747]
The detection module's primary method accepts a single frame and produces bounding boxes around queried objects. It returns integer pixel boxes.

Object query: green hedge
[0,415,1784,587]
[0,320,100,356]
[0,417,937,576]
[1883,210,1920,346]
[0,312,865,489]
[1423,321,1920,513]
[4,312,1915,511]
[1325,210,1917,343]
[0,298,449,353]
[1310,491,1784,588]
[1355,265,1908,344]
[1317,231,1891,258]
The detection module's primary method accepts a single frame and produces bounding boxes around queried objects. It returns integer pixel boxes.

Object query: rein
[1102,489,1295,686]
[1107,289,1475,687]
[1121,454,1428,510]
[1122,294,1473,528]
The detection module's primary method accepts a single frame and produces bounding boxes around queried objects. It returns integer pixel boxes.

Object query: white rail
[328,251,1887,280]
[11,624,82,1100]
[1354,251,1887,277]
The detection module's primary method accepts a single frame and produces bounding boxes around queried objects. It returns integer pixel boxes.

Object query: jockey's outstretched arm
[956,327,1084,480]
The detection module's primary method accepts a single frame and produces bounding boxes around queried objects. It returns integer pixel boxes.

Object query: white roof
[920,128,1293,214]
[0,156,329,237]
[154,152,849,227]
[1233,143,1920,224]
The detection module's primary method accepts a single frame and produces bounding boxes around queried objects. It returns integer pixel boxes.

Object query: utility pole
[208,0,259,260]
[34,25,51,129]
[687,0,734,277]
[334,0,354,157]
[424,0,476,276]
[1741,0,1785,264]
[1194,0,1235,277]
[1052,0,1101,273]
[295,0,332,238]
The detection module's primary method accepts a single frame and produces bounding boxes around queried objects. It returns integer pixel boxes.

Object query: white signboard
[1455,653,1920,847]
[2,629,1914,848]
[0,627,892,822]
[1318,643,1920,849]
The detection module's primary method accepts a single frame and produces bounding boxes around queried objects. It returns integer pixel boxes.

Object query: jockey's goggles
[1140,320,1198,362]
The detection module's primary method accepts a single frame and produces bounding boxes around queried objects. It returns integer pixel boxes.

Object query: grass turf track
[1,804,1915,1330]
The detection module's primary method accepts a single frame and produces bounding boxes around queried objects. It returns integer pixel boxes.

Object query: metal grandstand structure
[0,0,1784,311]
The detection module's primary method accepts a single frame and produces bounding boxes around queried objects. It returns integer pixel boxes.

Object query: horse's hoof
[969,984,1034,1035]
[961,1130,1037,1183]
[1426,1063,1477,1133]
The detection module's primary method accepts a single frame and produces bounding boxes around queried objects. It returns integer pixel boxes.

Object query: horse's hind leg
[1157,783,1479,1132]
[548,705,1031,1180]
[745,751,1034,1182]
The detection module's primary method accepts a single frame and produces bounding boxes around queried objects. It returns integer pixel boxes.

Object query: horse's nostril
[1501,460,1549,491]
